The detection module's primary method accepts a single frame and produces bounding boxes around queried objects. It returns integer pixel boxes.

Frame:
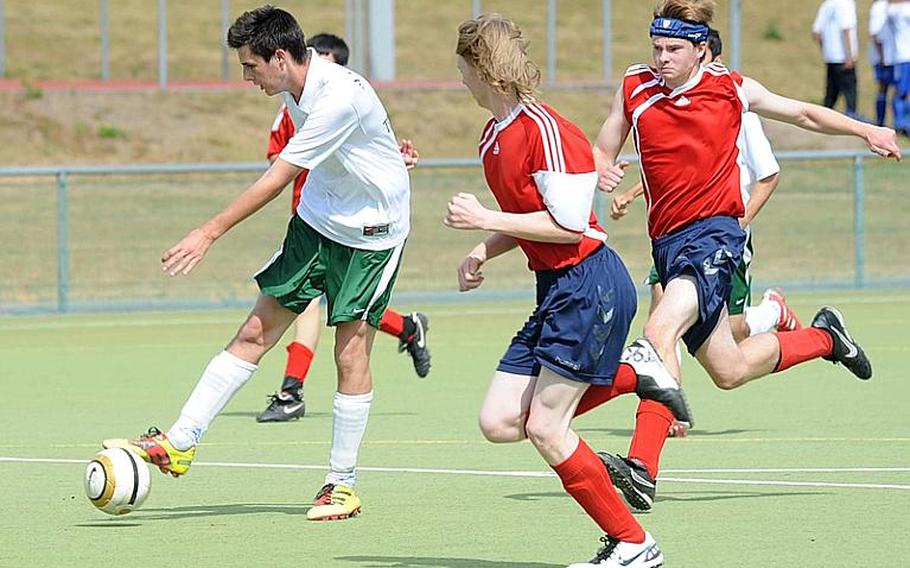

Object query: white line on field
[1,457,907,491]
[1,437,909,449]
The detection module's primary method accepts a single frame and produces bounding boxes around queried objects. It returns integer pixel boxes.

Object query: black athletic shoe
[399,312,431,378]
[256,388,306,423]
[598,452,656,512]
[811,306,872,380]
[622,338,694,428]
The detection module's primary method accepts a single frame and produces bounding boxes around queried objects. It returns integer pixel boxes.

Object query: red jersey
[267,104,309,213]
[479,103,606,272]
[622,62,747,239]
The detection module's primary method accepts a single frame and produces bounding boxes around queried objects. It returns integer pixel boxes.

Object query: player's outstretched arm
[743,77,902,161]
[444,192,582,244]
[456,233,517,292]
[161,158,301,276]
[593,88,633,192]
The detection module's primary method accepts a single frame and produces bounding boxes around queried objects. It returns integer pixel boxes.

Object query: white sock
[744,300,781,337]
[325,390,374,488]
[167,350,257,450]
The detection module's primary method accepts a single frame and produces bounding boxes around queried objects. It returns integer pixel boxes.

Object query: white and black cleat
[256,388,306,423]
[622,338,694,428]
[598,452,656,512]
[811,306,872,380]
[566,532,664,568]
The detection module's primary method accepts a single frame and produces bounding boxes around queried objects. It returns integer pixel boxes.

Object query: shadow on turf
[74,522,143,528]
[220,411,418,419]
[502,490,825,504]
[575,427,757,437]
[121,503,311,520]
[338,556,561,568]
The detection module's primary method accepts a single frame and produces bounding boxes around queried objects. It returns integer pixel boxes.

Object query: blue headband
[650,17,709,43]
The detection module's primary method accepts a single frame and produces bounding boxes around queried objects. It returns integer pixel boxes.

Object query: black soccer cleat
[811,306,872,380]
[598,452,656,512]
[622,338,694,428]
[256,387,306,423]
[399,312,431,378]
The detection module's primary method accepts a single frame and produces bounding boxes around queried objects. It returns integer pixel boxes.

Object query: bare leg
[478,371,536,443]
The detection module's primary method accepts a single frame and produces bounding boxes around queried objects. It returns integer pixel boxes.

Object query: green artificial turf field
[1,293,908,567]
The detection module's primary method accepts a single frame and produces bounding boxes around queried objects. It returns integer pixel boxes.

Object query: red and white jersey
[478,103,605,272]
[267,103,309,213]
[623,63,748,239]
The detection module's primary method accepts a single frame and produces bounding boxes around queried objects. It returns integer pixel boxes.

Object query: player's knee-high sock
[574,363,638,417]
[551,438,645,543]
[168,350,257,450]
[744,300,780,337]
[627,400,673,479]
[892,97,903,128]
[876,93,888,126]
[773,328,834,372]
[379,309,406,338]
[284,342,314,387]
[325,390,373,487]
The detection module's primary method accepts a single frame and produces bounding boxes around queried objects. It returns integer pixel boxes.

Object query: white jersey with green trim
[279,49,410,250]
[737,112,779,208]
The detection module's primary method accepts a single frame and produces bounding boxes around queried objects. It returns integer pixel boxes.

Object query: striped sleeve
[524,104,596,233]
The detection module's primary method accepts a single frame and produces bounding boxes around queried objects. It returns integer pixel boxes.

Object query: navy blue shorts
[875,64,895,86]
[651,216,746,355]
[497,245,637,386]
[896,62,910,96]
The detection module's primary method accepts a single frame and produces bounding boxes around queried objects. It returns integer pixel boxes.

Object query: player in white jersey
[888,0,910,134]
[102,6,409,522]
[870,0,896,126]
[813,0,859,117]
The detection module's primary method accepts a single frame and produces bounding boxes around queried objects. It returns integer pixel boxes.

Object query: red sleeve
[266,106,295,159]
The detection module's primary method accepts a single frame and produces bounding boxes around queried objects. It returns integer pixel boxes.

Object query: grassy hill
[0,0,889,166]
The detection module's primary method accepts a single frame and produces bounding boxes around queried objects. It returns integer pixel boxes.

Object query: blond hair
[456,14,540,103]
[653,0,715,24]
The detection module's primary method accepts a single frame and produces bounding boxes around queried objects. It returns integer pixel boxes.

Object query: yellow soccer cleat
[102,427,196,477]
[306,483,362,521]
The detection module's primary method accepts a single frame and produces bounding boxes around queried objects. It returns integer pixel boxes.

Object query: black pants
[824,63,857,114]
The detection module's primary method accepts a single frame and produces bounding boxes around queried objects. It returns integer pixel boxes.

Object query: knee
[709,366,747,390]
[524,416,559,454]
[478,413,524,443]
[234,315,266,348]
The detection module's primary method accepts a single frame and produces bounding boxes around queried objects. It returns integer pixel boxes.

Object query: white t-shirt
[888,1,910,64]
[279,49,410,250]
[812,0,858,64]
[869,0,895,66]
[738,112,780,208]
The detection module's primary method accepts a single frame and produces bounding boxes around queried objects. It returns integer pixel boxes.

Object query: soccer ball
[84,448,151,515]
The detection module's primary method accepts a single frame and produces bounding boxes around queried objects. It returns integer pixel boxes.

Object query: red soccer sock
[574,363,638,417]
[627,400,674,479]
[284,342,315,386]
[379,309,407,339]
[551,439,645,543]
[774,328,834,372]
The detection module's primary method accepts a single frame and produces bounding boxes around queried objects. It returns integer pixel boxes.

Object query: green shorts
[254,215,404,328]
[645,231,753,316]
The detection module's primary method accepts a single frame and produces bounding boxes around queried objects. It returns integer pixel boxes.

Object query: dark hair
[308,33,350,67]
[227,5,308,64]
[707,28,723,58]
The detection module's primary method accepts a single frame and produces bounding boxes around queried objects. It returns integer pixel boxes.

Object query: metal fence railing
[0,0,746,88]
[0,148,907,315]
